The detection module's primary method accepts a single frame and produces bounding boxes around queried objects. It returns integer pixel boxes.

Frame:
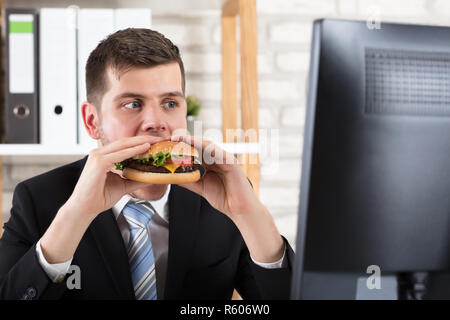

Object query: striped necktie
[122,201,157,300]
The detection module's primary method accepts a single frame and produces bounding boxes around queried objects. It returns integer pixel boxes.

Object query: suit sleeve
[234,236,294,300]
[0,182,67,300]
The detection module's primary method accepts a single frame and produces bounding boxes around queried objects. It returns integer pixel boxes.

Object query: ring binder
[4,8,39,143]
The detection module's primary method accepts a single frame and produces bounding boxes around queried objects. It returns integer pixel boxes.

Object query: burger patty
[127,160,201,174]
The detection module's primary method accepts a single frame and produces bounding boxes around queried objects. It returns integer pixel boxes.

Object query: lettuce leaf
[152,152,171,166]
[114,152,171,170]
[114,159,131,170]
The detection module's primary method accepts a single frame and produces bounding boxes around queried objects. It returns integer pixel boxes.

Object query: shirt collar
[112,184,171,223]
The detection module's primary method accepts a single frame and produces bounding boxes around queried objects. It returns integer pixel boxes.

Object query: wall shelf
[0,142,260,155]
[0,144,91,155]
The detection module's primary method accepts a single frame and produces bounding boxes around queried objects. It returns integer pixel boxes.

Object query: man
[0,28,294,300]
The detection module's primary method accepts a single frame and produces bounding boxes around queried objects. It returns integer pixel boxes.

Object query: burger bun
[123,167,201,184]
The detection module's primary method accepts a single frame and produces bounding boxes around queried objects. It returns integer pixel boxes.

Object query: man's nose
[140,107,168,133]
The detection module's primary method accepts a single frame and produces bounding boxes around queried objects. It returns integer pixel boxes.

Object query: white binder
[77,9,114,151]
[114,8,152,31]
[39,8,77,146]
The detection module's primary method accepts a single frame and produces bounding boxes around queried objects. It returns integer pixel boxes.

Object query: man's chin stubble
[129,184,168,201]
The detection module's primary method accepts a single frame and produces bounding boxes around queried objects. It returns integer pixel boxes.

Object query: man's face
[96,62,187,146]
[83,62,187,200]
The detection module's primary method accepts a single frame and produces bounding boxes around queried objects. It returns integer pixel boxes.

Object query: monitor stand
[355,272,428,300]
[397,272,428,300]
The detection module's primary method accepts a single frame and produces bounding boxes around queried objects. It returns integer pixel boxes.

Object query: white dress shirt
[36,184,287,298]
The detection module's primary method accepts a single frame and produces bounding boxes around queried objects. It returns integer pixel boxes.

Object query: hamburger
[114,140,202,184]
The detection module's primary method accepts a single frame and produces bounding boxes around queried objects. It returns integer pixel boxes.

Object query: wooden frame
[222,0,260,195]
[222,0,259,301]
[1,0,3,237]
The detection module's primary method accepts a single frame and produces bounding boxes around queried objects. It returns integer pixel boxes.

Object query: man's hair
[85,28,185,109]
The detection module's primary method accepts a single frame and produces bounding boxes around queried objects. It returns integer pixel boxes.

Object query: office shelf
[0,142,260,155]
[0,144,91,155]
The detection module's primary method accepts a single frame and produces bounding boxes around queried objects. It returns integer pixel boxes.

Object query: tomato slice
[169,156,193,165]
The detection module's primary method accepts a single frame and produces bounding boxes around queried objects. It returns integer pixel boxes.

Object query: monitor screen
[292,19,450,299]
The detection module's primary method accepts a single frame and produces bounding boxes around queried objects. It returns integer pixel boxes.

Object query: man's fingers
[171,135,212,152]
[171,135,235,166]
[104,143,150,166]
[97,135,164,155]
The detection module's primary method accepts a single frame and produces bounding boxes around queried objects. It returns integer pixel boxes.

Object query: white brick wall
[356,0,428,18]
[281,106,306,128]
[185,79,222,101]
[276,52,310,72]
[3,0,449,249]
[278,133,303,158]
[257,0,337,15]
[151,24,211,47]
[182,52,222,74]
[269,22,313,44]
[258,54,275,74]
[259,80,301,100]
[260,186,300,208]
[259,107,279,129]
[261,159,302,183]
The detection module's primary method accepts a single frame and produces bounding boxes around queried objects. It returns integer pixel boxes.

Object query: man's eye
[163,101,178,109]
[123,101,141,109]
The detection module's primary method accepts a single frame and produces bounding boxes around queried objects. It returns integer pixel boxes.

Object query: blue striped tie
[122,201,157,300]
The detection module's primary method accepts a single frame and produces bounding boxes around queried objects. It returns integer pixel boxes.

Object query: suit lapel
[164,185,202,299]
[89,209,135,299]
[77,155,134,299]
[76,157,201,299]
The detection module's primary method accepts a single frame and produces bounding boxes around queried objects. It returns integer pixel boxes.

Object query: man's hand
[171,135,285,263]
[40,135,161,263]
[171,135,261,220]
[65,135,162,219]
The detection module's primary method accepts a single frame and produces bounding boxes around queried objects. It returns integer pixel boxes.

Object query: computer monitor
[291,19,450,299]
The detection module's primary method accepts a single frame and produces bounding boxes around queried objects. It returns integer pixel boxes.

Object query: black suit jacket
[0,156,294,300]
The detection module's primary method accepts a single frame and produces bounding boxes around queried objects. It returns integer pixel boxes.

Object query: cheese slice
[162,163,180,173]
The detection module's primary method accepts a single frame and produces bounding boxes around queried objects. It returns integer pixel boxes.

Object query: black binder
[4,8,39,143]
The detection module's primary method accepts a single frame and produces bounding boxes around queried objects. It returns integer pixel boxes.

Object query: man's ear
[81,101,100,140]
